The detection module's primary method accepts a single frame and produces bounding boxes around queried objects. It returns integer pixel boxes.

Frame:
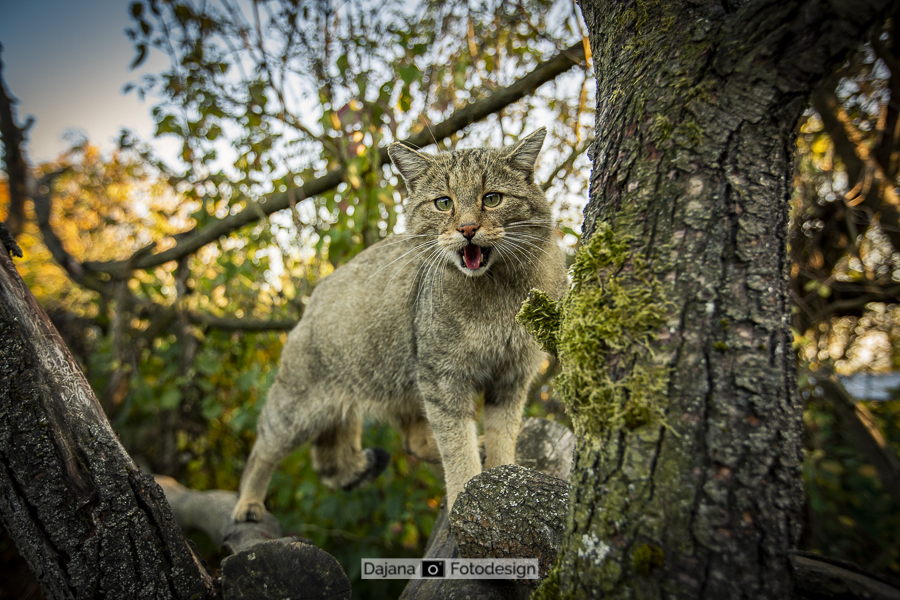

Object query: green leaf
[196,353,222,376]
[336,54,350,75]
[159,388,182,410]
[399,65,420,86]
[130,44,148,70]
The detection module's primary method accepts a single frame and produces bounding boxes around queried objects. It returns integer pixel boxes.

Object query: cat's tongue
[463,244,482,270]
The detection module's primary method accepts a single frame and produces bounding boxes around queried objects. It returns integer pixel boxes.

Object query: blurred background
[0,1,898,598]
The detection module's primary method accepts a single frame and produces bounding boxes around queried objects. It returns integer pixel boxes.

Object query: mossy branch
[517,289,562,357]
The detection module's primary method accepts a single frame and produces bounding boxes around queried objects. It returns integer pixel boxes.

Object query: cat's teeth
[463,244,482,270]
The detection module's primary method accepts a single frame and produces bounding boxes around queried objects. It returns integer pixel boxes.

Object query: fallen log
[155,476,351,600]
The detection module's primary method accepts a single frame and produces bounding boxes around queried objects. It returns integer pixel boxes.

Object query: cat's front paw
[232,499,265,523]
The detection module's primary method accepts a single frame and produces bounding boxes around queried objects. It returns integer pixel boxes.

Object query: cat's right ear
[388,143,432,192]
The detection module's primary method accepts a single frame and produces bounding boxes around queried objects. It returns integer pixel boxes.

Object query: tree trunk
[0,225,215,600]
[531,1,897,597]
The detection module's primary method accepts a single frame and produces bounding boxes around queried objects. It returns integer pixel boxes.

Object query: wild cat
[231,127,568,522]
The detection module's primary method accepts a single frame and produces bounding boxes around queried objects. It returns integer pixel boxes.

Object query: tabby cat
[232,127,567,522]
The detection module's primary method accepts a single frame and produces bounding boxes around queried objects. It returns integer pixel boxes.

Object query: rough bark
[399,417,574,600]
[451,465,567,587]
[443,467,900,600]
[220,540,351,600]
[418,418,900,600]
[546,0,898,597]
[0,223,214,600]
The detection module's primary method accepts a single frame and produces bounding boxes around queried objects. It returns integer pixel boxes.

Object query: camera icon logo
[421,560,445,578]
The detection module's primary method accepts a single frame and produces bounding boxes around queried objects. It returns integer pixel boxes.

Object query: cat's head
[387,128,553,278]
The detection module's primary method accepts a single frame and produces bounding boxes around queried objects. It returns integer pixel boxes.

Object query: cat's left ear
[388,142,433,192]
[502,127,547,179]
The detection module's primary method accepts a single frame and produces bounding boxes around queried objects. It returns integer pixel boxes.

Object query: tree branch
[400,418,575,600]
[86,42,587,274]
[0,45,32,239]
[811,373,900,509]
[0,221,215,599]
[803,283,900,324]
[541,139,591,192]
[185,311,297,331]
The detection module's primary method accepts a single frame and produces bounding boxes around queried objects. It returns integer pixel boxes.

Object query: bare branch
[87,42,588,274]
[185,311,297,331]
[541,139,591,191]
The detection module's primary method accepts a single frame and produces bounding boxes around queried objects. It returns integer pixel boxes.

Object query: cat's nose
[458,223,479,239]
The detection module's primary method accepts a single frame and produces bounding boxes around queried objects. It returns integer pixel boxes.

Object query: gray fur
[232,127,568,522]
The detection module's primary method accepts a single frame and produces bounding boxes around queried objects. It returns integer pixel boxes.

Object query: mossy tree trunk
[541,1,897,597]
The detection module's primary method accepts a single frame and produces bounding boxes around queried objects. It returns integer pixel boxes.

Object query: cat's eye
[434,197,453,212]
[483,192,503,208]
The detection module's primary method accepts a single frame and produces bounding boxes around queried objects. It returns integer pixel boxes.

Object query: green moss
[531,562,562,600]
[714,341,728,352]
[516,289,562,357]
[624,403,651,429]
[554,224,672,437]
[673,121,703,148]
[651,114,672,143]
[633,543,665,576]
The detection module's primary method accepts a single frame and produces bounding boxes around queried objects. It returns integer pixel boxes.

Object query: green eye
[483,192,502,208]
[434,197,453,212]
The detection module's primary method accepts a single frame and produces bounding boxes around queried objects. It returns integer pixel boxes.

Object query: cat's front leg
[420,392,482,510]
[483,380,529,469]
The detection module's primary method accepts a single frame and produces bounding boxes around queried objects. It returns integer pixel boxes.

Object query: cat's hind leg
[232,380,308,522]
[311,410,390,490]
[400,415,442,463]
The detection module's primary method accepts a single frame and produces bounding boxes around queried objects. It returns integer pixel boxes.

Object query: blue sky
[0,0,176,163]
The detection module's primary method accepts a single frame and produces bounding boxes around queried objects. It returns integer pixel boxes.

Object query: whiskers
[364,236,440,287]
[495,219,566,275]
[410,243,449,318]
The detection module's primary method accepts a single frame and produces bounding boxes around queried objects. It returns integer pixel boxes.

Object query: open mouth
[459,243,491,270]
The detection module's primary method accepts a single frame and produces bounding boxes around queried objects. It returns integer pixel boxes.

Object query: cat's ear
[502,127,547,178]
[388,143,433,191]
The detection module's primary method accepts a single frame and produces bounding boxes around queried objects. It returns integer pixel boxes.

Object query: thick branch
[156,476,353,600]
[0,222,214,600]
[31,171,111,294]
[87,42,587,274]
[399,418,574,600]
[451,465,567,588]
[812,374,900,508]
[185,311,297,331]
[155,476,284,554]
